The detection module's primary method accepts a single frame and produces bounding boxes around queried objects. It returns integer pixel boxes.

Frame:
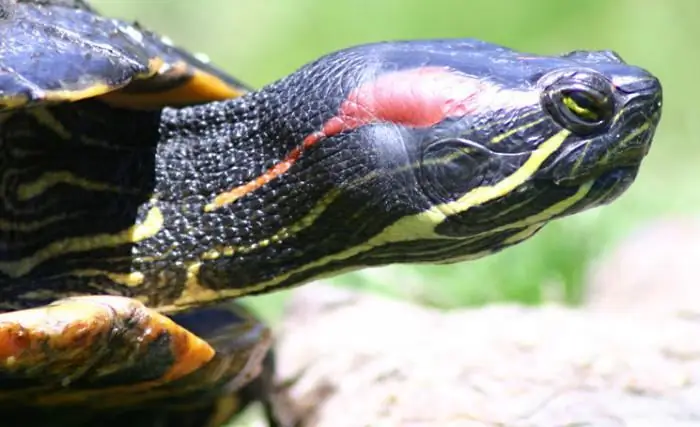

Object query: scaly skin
[0,31,662,427]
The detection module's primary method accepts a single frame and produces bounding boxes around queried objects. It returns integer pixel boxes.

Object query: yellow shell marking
[28,109,72,140]
[17,171,133,201]
[0,207,163,278]
[68,270,146,288]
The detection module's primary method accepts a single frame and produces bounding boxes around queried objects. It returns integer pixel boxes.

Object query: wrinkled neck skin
[0,51,432,313]
[136,71,429,310]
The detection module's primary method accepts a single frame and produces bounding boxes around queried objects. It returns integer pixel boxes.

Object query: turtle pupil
[561,89,604,123]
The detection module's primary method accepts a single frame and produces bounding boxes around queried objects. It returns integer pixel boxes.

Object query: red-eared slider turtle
[0,0,662,426]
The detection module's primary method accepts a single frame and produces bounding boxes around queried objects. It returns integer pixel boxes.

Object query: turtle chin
[545,139,648,216]
[561,166,640,217]
[589,166,640,205]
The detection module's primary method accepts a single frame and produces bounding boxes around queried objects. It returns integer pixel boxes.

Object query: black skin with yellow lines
[123,43,661,308]
[1,1,277,426]
[0,1,662,426]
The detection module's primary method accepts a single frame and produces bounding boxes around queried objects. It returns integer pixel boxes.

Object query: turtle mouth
[550,135,651,187]
[555,165,639,217]
[542,106,659,214]
[585,166,639,204]
[546,106,659,188]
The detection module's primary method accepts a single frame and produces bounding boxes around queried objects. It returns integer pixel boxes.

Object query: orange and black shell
[1,0,249,112]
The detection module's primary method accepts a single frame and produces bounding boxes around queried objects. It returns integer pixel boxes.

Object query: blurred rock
[585,216,700,317]
[274,285,700,427]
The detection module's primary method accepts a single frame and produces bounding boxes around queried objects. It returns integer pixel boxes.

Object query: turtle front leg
[0,296,275,427]
[0,296,217,398]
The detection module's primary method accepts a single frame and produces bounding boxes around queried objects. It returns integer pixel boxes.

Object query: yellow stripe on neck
[164,130,571,309]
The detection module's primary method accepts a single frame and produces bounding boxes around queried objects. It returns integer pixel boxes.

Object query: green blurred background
[93,0,698,318]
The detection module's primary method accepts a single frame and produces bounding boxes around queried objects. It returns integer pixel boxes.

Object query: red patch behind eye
[326,66,483,133]
[206,67,484,211]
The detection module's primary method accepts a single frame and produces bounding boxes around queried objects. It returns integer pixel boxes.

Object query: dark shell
[0,0,249,111]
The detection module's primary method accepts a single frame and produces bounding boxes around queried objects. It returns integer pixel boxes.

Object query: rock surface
[273,285,699,427]
[273,216,700,427]
[585,216,700,317]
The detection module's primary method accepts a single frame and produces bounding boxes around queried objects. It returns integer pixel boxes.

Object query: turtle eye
[561,89,605,123]
[542,75,615,135]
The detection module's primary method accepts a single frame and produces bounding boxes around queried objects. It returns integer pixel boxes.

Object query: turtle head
[370,41,664,251]
[531,50,662,197]
[246,39,663,267]
[166,39,662,299]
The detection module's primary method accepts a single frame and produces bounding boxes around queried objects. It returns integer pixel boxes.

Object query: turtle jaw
[542,124,659,217]
[542,75,662,209]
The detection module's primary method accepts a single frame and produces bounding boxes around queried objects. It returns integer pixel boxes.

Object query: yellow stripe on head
[161,130,572,308]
